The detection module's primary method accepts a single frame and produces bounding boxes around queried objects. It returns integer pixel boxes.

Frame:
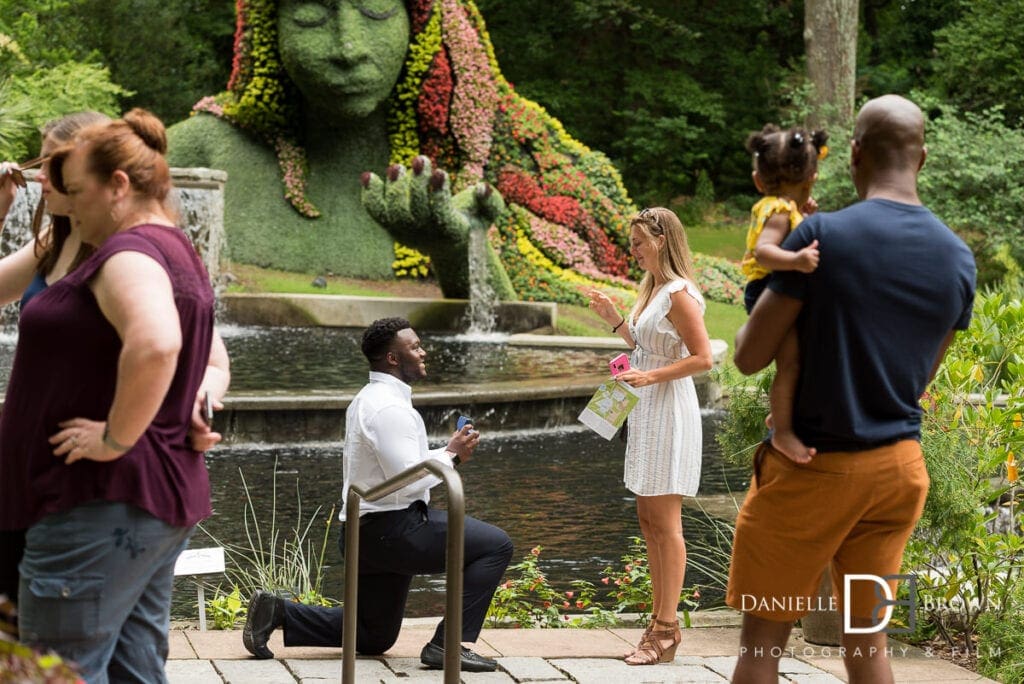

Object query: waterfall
[465,227,498,335]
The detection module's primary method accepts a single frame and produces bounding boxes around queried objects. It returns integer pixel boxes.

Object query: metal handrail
[342,460,465,684]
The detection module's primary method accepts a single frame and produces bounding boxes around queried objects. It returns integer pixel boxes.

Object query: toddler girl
[741,124,828,463]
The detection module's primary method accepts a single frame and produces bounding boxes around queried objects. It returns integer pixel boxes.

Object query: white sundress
[624,279,704,497]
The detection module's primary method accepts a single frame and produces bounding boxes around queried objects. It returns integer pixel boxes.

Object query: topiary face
[278,0,410,119]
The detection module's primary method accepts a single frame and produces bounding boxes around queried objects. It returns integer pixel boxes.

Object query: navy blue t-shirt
[769,198,975,452]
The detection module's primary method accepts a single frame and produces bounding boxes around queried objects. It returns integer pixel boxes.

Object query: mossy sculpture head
[190,0,641,303]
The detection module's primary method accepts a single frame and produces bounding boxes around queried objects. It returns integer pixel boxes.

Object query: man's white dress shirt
[339,372,450,521]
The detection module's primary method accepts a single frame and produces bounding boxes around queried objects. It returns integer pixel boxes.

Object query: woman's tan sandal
[624,618,680,666]
[621,613,657,659]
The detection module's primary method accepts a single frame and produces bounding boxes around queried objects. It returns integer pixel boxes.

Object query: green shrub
[914,95,1024,287]
[6,61,128,158]
[205,585,246,630]
[714,365,772,470]
[692,252,744,306]
[198,460,338,608]
[898,285,1024,642]
[931,0,1024,125]
[976,583,1024,683]
[486,538,706,629]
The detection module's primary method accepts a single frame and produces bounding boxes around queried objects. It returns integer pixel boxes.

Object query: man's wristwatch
[445,450,461,466]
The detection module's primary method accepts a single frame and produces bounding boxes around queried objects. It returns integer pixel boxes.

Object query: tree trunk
[804,0,859,131]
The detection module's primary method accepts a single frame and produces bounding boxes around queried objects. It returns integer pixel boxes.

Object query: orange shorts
[726,440,928,623]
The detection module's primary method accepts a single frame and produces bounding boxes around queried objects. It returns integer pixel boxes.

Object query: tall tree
[804,0,858,130]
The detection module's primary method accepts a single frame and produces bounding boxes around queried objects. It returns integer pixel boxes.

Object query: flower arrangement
[692,253,745,306]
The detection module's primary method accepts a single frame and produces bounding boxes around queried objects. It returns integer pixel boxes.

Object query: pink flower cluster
[442,0,498,185]
[227,0,248,93]
[529,215,591,265]
[274,136,320,218]
[192,96,225,118]
[497,167,629,277]
[529,215,631,285]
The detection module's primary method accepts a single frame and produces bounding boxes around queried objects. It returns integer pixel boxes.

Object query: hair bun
[123,108,167,155]
[745,123,781,155]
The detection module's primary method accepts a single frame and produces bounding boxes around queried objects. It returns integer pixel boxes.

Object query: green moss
[167,114,395,278]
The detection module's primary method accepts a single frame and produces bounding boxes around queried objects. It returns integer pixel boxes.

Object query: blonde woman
[586,207,712,666]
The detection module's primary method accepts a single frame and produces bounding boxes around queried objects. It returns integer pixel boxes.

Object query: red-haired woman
[0,113,230,644]
[0,109,219,681]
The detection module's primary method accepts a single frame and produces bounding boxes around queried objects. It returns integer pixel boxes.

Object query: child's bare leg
[770,329,815,463]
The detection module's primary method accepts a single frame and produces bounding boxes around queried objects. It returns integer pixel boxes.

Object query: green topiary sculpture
[166,0,638,302]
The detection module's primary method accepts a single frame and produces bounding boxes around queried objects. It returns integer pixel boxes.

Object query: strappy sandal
[624,618,680,666]
[622,613,657,658]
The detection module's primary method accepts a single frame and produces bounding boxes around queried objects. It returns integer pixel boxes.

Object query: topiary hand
[361,155,506,298]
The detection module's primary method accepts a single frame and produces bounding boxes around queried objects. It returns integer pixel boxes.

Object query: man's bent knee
[357,632,399,656]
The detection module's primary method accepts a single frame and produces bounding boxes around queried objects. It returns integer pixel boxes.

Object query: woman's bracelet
[612,317,626,333]
[102,423,134,453]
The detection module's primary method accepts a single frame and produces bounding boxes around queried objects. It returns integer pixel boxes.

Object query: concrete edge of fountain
[219,292,557,334]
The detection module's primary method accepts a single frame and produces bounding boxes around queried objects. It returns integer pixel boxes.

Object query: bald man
[725,95,976,683]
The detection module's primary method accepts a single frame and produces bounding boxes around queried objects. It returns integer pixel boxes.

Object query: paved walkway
[166,614,996,683]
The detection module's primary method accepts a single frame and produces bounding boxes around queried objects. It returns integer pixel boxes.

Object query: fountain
[0,168,226,322]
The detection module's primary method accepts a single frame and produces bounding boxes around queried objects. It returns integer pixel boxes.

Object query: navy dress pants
[282,501,513,655]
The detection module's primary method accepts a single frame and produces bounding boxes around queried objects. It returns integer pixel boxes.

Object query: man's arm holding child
[754,212,819,274]
[734,289,803,375]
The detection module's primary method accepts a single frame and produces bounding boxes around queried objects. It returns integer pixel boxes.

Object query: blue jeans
[19,502,193,684]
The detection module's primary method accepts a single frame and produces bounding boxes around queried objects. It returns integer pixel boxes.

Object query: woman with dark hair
[0,108,216,681]
[0,112,109,309]
[0,112,110,625]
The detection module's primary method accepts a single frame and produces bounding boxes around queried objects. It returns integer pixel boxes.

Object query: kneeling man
[243,318,513,672]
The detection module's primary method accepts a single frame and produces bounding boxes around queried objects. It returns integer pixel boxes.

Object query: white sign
[174,547,225,576]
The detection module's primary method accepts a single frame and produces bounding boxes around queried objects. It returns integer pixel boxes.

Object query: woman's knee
[644,518,684,544]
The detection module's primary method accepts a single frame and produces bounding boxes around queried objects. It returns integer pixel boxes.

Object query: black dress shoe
[242,591,285,659]
[420,640,497,673]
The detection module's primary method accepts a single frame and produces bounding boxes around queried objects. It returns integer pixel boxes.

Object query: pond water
[174,415,749,621]
[218,325,612,393]
[0,325,611,395]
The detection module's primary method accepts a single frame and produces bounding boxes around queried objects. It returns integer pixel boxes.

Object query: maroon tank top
[0,224,214,529]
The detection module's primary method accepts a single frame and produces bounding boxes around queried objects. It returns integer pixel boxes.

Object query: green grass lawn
[553,300,742,348]
[684,223,747,261]
[224,263,441,297]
